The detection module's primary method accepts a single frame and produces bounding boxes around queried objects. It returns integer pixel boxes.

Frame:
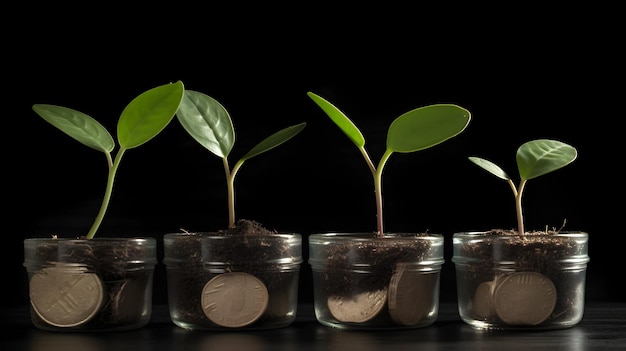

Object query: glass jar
[23,237,157,331]
[308,232,444,330]
[452,231,589,330]
[163,232,302,330]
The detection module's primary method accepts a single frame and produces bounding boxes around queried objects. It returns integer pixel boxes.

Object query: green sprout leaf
[469,138,577,235]
[118,81,185,149]
[241,123,307,161]
[176,90,235,158]
[517,139,578,180]
[308,91,471,235]
[307,92,365,148]
[388,104,471,153]
[32,105,115,153]
[468,157,510,181]
[33,80,185,239]
[176,90,306,228]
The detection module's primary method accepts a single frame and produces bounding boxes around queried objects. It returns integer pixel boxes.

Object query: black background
[4,5,622,313]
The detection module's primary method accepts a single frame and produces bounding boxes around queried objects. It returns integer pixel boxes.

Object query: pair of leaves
[469,139,577,182]
[33,81,185,153]
[176,89,306,164]
[307,92,471,154]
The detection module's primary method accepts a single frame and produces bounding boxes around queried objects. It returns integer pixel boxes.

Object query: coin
[201,272,269,328]
[388,264,437,325]
[493,271,557,325]
[29,265,104,327]
[327,289,387,323]
[472,280,496,319]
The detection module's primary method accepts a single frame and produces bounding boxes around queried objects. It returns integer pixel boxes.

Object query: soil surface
[319,233,437,297]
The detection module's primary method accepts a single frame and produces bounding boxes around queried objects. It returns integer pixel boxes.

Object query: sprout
[307,91,471,236]
[32,81,185,239]
[176,90,306,229]
[469,139,578,235]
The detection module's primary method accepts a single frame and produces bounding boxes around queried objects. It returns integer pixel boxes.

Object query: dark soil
[319,233,438,297]
[169,219,292,266]
[216,219,277,235]
[457,229,586,272]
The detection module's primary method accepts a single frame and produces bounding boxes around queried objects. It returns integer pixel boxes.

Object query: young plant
[175,90,306,229]
[307,91,471,236]
[32,81,185,239]
[468,139,577,236]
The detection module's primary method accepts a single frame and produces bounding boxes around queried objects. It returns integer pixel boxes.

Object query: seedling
[307,91,471,236]
[175,90,306,229]
[468,139,577,236]
[32,81,185,239]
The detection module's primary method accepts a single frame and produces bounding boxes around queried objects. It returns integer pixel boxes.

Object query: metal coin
[493,271,557,325]
[29,265,104,327]
[472,280,496,319]
[201,272,269,328]
[388,264,437,325]
[327,289,387,323]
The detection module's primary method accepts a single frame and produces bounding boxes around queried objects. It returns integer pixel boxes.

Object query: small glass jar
[308,233,444,330]
[23,237,157,331]
[163,232,302,330]
[452,231,590,330]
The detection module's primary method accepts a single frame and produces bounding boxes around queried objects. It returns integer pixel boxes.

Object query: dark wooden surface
[2,302,624,350]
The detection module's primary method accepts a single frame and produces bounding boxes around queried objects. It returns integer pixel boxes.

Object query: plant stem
[373,167,384,236]
[225,158,239,229]
[86,149,125,239]
[357,146,381,235]
[515,179,527,236]
[374,149,394,236]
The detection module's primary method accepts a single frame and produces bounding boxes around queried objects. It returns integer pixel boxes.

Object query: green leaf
[387,104,471,153]
[241,122,307,161]
[516,139,578,180]
[118,80,185,149]
[468,156,510,180]
[307,92,365,148]
[32,104,115,153]
[176,90,235,158]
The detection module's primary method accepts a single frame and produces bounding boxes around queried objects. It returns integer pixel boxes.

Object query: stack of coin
[327,262,438,326]
[472,272,557,325]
